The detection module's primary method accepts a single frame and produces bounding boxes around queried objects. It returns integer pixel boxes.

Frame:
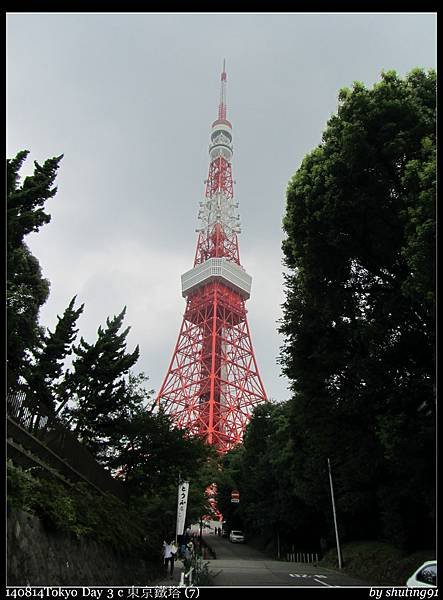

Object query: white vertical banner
[176,481,189,537]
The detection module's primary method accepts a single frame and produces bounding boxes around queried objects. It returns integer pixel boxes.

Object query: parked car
[406,561,437,587]
[229,530,245,543]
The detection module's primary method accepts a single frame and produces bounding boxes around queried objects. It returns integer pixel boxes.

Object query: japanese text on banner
[176,481,189,536]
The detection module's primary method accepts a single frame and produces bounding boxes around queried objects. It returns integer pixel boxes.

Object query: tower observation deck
[156,62,268,453]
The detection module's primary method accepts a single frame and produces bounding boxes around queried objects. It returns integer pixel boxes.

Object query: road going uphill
[202,534,370,587]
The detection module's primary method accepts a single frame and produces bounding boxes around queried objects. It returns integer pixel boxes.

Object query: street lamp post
[327,457,343,569]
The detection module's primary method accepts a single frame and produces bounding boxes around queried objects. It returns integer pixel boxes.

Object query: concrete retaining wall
[7,505,160,586]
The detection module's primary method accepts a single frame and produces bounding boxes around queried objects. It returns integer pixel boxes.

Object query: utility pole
[327,457,343,569]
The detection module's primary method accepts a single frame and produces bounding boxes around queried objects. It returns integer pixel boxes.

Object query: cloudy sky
[7,12,436,403]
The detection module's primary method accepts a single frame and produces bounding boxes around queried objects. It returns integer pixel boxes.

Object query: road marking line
[313,578,334,587]
[290,574,328,579]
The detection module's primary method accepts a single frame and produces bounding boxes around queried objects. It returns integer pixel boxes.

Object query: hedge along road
[202,534,371,587]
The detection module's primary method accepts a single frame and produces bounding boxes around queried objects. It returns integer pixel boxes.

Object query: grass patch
[320,541,435,585]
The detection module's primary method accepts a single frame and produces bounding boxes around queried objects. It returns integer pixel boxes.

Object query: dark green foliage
[108,403,214,499]
[106,385,217,545]
[59,307,215,512]
[58,343,215,541]
[7,151,63,389]
[215,445,245,530]
[7,461,148,556]
[60,308,140,459]
[216,402,325,554]
[280,69,436,551]
[130,473,213,554]
[7,150,62,249]
[25,296,84,411]
[7,245,50,388]
[6,460,37,513]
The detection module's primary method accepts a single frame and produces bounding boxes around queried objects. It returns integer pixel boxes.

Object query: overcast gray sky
[7,12,436,403]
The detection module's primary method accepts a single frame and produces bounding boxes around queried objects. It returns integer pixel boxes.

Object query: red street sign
[231,490,240,503]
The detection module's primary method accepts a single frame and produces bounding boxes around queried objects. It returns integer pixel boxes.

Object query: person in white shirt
[163,539,177,579]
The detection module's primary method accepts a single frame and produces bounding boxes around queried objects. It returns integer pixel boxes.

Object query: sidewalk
[151,560,187,587]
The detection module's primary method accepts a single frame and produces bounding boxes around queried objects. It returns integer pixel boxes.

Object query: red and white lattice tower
[157,61,268,454]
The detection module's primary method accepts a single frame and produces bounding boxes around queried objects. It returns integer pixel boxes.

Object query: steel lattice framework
[157,62,267,453]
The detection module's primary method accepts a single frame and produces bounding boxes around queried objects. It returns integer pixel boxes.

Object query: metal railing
[7,389,127,501]
[286,552,319,563]
[7,389,49,433]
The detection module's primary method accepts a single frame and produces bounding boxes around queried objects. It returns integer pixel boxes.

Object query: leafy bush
[31,478,77,532]
[181,555,212,586]
[194,560,212,586]
[6,461,148,555]
[6,459,37,512]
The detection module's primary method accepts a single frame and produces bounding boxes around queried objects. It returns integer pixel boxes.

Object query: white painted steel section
[196,191,241,234]
[181,257,252,299]
[209,130,233,161]
[196,120,240,235]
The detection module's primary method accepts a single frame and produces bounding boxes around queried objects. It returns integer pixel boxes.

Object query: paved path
[151,563,184,587]
[202,535,371,587]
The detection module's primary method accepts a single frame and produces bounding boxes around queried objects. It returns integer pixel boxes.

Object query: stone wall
[7,505,161,586]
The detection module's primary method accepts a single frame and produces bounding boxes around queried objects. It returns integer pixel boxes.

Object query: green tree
[25,296,84,411]
[60,307,140,460]
[216,402,325,554]
[102,372,216,545]
[7,150,63,389]
[215,444,245,530]
[280,69,435,551]
[108,404,211,496]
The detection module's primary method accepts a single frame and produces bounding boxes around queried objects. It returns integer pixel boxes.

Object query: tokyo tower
[157,61,267,454]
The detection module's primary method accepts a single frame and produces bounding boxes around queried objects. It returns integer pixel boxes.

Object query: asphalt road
[202,534,371,587]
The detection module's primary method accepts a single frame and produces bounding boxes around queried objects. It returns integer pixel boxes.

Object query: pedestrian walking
[162,538,177,579]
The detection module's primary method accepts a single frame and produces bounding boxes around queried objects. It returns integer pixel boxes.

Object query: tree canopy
[214,69,436,559]
[279,68,435,551]
[7,150,63,389]
[59,307,140,458]
[25,296,84,411]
